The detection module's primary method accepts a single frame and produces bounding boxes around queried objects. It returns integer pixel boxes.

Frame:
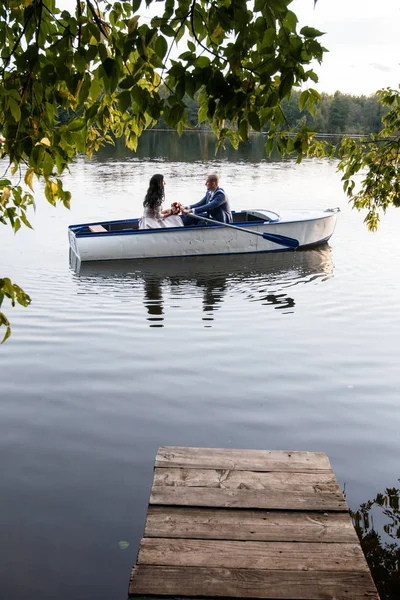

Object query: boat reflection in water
[69,246,334,327]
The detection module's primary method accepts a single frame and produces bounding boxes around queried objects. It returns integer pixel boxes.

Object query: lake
[1,131,399,600]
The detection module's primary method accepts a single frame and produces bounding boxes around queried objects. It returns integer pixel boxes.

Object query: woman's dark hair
[143,173,165,216]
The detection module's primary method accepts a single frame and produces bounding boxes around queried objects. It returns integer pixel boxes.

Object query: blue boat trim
[69,217,135,230]
[69,214,332,239]
[70,221,270,238]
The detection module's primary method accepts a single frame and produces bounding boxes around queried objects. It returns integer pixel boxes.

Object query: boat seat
[88,224,107,233]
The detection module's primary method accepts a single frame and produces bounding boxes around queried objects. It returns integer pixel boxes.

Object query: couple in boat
[139,173,232,230]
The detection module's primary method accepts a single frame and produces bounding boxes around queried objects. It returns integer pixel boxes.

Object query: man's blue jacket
[190,187,232,223]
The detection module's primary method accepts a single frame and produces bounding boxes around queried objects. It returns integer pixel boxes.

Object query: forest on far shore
[156,90,387,135]
[58,90,388,136]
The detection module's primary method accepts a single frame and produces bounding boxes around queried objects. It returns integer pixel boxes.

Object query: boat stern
[68,226,80,260]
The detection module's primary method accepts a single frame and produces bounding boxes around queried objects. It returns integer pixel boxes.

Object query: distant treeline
[58,90,387,135]
[282,90,387,134]
[157,90,387,135]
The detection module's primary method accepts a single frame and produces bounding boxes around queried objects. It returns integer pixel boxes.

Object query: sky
[57,0,400,96]
[292,0,400,95]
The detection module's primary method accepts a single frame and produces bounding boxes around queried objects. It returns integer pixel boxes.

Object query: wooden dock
[129,446,379,600]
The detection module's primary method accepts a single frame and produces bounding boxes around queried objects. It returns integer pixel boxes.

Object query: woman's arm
[161,208,173,217]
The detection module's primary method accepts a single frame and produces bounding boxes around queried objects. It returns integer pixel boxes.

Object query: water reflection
[94,130,273,163]
[351,484,400,600]
[70,246,334,327]
[144,279,164,325]
[92,130,345,164]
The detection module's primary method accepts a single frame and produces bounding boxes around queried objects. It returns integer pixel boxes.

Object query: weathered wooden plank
[153,468,340,492]
[150,485,347,511]
[155,447,332,473]
[131,595,372,600]
[129,565,378,599]
[138,538,368,572]
[145,506,359,543]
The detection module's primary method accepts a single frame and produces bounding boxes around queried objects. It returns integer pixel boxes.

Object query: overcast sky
[292,0,400,95]
[57,0,400,96]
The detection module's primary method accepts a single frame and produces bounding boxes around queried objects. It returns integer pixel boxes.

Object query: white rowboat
[68,208,339,262]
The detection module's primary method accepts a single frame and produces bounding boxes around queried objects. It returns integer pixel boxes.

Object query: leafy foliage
[0,278,31,343]
[0,0,327,340]
[337,88,400,230]
[351,484,400,600]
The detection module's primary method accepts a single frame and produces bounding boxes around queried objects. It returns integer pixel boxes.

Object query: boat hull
[68,209,338,262]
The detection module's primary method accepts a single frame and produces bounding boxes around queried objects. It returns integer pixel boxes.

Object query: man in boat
[181,174,232,225]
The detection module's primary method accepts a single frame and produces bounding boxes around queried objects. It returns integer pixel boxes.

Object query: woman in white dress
[139,174,183,229]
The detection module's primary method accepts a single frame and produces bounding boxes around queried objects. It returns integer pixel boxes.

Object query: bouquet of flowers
[170,202,182,215]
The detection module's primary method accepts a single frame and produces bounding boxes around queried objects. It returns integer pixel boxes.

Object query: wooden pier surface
[129,446,379,600]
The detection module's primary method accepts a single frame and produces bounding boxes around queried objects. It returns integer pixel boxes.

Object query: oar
[187,213,299,249]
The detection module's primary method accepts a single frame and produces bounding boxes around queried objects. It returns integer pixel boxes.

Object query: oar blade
[262,232,299,248]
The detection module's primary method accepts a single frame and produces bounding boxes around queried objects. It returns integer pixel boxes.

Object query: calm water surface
[1,132,399,599]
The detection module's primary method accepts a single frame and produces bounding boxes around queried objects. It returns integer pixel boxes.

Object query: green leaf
[195,56,210,68]
[238,119,249,142]
[307,70,319,83]
[279,72,294,99]
[42,64,58,86]
[197,102,208,124]
[192,10,206,40]
[102,58,119,92]
[149,52,164,69]
[128,15,139,33]
[160,24,175,37]
[3,88,21,102]
[85,102,100,122]
[126,131,138,151]
[78,75,91,105]
[44,180,58,205]
[146,100,161,121]
[263,58,282,76]
[185,74,196,98]
[283,11,298,32]
[89,78,103,101]
[300,26,325,38]
[68,119,86,132]
[9,98,21,122]
[20,212,33,229]
[1,319,11,343]
[24,168,35,191]
[118,90,131,113]
[248,112,261,132]
[299,90,309,112]
[43,153,54,177]
[119,76,135,89]
[262,28,276,49]
[164,104,184,127]
[155,35,168,60]
[131,86,147,110]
